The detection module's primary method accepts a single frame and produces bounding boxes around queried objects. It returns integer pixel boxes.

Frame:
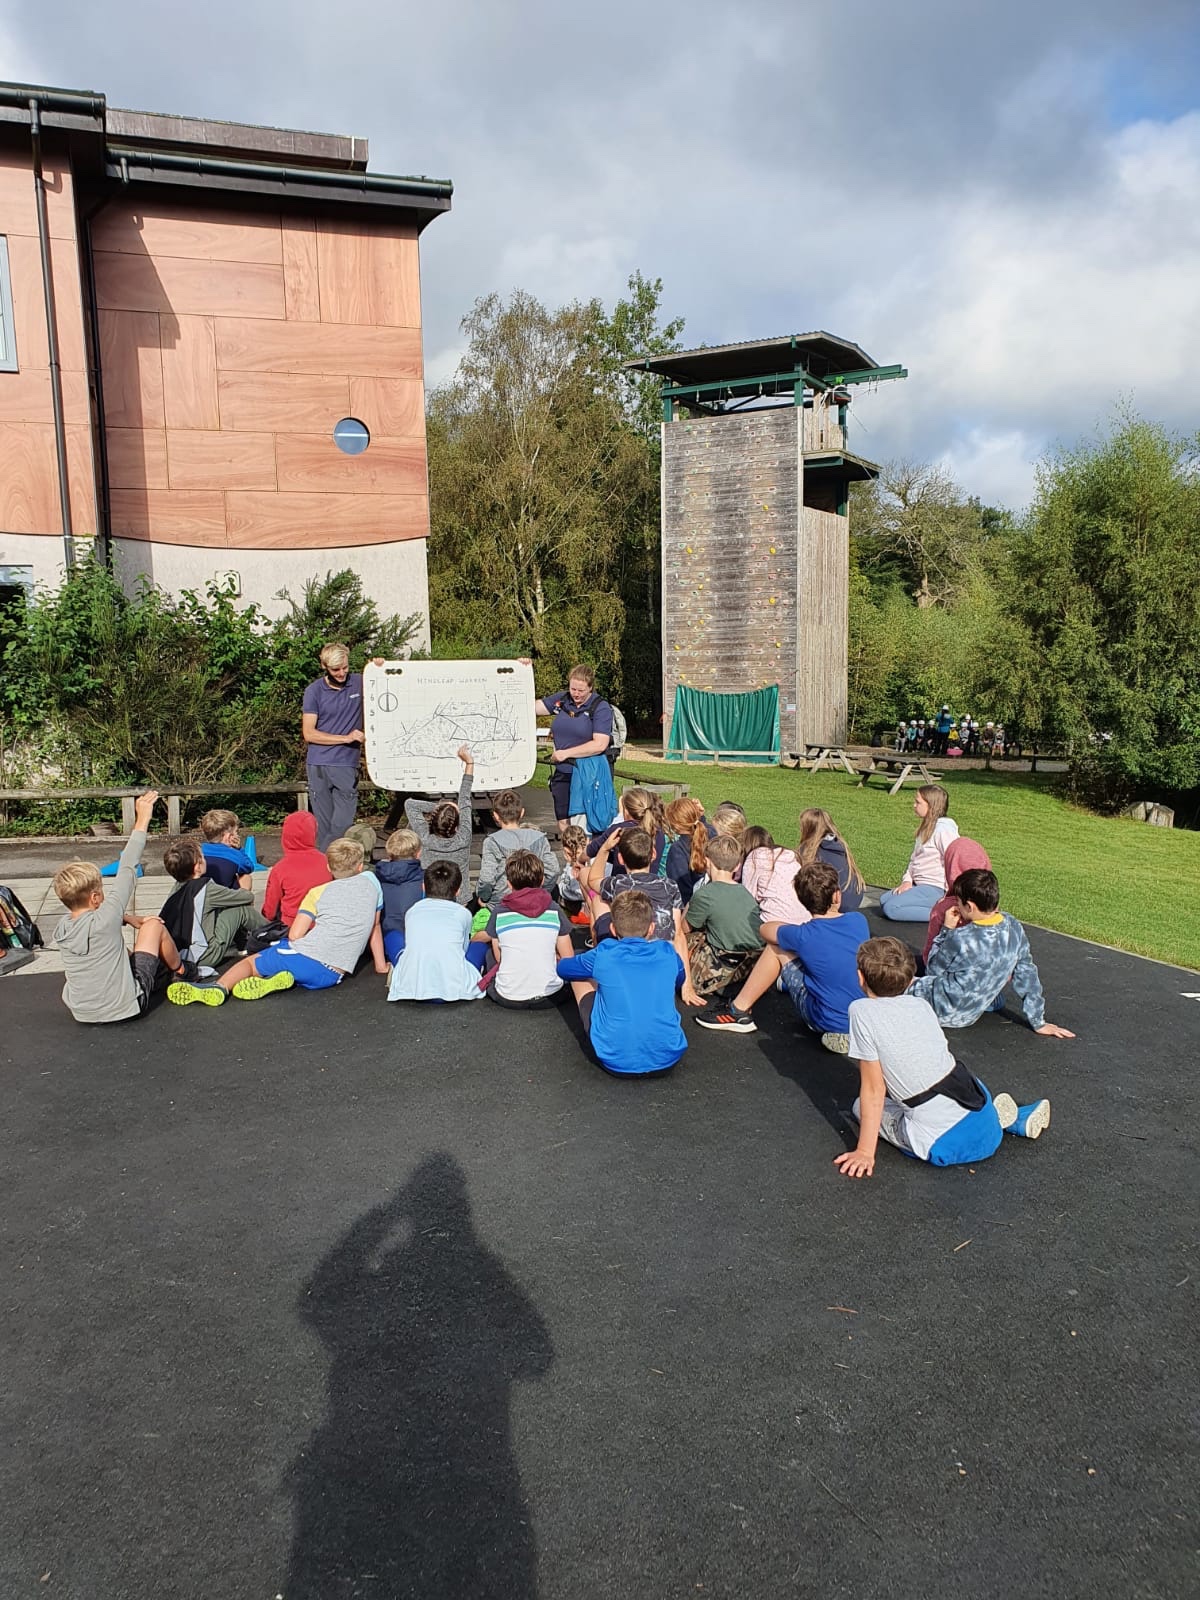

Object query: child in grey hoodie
[476,789,559,912]
[52,791,192,1023]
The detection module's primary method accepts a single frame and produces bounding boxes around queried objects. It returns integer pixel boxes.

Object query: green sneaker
[168,981,226,1007]
[232,971,296,1002]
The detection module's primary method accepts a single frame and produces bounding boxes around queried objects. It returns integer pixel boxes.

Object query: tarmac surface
[2,908,1197,1599]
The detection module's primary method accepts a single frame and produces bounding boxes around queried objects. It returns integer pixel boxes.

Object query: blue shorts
[778,957,815,1030]
[383,929,406,965]
[255,941,342,990]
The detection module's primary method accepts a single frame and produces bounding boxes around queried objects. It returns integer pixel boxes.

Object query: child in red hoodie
[258,812,332,944]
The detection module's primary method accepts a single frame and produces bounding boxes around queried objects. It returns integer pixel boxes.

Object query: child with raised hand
[557,889,689,1076]
[160,836,261,975]
[168,837,386,1006]
[375,828,425,967]
[663,797,715,906]
[404,745,475,903]
[697,861,868,1052]
[910,867,1076,1037]
[476,789,559,913]
[835,935,1052,1179]
[684,833,765,1000]
[481,850,575,1009]
[53,790,195,1023]
[199,809,256,889]
[796,808,865,914]
[387,860,487,1003]
[879,784,959,922]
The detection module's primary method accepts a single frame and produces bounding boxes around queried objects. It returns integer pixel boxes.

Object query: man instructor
[303,643,366,849]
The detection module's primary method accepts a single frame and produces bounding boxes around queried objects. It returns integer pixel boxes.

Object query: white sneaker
[993,1092,1019,1130]
[820,1032,850,1055]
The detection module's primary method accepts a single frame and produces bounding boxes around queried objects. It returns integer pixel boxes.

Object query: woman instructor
[525,662,614,823]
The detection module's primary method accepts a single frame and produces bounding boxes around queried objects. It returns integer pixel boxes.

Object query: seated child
[257,810,331,944]
[168,837,385,1006]
[588,828,697,1004]
[160,837,261,974]
[835,936,1051,1178]
[584,786,667,874]
[663,797,715,906]
[684,834,764,1000]
[387,861,487,1003]
[481,849,575,1008]
[404,746,474,903]
[710,800,747,855]
[375,828,425,967]
[556,824,593,924]
[740,830,807,925]
[697,861,869,1054]
[557,889,688,1076]
[476,790,560,912]
[921,837,991,962]
[53,789,194,1023]
[910,867,1075,1036]
[199,809,256,889]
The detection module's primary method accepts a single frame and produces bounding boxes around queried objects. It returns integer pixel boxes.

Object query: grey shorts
[130,951,161,1014]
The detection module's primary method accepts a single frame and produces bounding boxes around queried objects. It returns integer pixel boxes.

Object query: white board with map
[364,659,537,792]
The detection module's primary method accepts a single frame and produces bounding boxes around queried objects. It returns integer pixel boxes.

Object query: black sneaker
[696,1004,756,1033]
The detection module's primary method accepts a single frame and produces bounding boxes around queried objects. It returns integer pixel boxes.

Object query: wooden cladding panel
[93,253,286,319]
[216,371,350,431]
[6,234,88,372]
[349,376,424,438]
[0,423,95,535]
[274,434,425,493]
[0,368,89,426]
[0,152,77,239]
[225,491,429,548]
[110,488,228,544]
[214,318,422,378]
[316,219,420,328]
[161,315,220,430]
[166,430,277,491]
[99,311,164,429]
[107,427,169,490]
[796,504,849,747]
[282,220,321,322]
[90,205,284,264]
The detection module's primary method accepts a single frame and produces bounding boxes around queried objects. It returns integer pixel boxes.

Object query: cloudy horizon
[4,0,1198,510]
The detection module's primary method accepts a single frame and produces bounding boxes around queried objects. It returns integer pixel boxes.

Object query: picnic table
[788,746,861,777]
[856,753,944,796]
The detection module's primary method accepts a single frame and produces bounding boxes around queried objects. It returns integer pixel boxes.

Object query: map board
[364,660,537,792]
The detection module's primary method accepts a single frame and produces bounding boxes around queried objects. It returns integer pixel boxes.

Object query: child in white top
[879,784,959,923]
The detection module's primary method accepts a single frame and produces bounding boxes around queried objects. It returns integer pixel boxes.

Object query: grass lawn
[603,760,1200,971]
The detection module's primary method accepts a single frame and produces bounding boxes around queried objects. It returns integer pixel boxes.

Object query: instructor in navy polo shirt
[533,663,614,823]
[302,643,366,849]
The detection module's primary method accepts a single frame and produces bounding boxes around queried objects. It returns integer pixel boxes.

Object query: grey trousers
[307,762,359,850]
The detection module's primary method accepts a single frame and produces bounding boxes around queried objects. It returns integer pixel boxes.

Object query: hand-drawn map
[364,660,537,792]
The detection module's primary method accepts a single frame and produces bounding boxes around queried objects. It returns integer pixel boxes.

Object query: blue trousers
[879,883,943,921]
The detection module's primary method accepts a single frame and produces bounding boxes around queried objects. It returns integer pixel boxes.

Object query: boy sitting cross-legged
[168,837,386,1006]
[375,828,425,968]
[482,849,575,1009]
[387,860,488,1003]
[160,836,262,976]
[557,889,689,1076]
[910,867,1075,1038]
[476,790,560,913]
[53,790,196,1024]
[696,861,869,1053]
[683,833,764,1001]
[835,935,1051,1179]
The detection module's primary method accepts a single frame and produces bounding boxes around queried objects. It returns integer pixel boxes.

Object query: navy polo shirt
[544,689,613,758]
[303,672,364,766]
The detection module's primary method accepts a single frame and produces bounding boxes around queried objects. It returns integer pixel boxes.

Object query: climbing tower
[628,333,905,756]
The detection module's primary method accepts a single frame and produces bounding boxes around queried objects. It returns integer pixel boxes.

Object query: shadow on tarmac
[284,1154,554,1599]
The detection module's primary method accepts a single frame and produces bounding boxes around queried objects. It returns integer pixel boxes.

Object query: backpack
[609,704,627,754]
[0,885,43,951]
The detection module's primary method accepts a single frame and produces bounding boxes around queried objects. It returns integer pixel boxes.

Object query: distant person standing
[303,643,366,849]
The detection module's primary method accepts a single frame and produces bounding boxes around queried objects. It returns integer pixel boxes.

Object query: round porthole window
[333,417,371,455]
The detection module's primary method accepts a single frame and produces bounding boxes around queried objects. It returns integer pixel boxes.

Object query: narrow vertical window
[0,236,17,372]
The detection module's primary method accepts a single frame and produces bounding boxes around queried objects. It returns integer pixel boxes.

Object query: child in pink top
[740,831,810,925]
[880,785,959,923]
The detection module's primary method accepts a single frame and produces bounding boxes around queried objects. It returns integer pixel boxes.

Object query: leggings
[879,883,944,921]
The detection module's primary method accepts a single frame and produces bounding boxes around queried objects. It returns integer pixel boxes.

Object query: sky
[4,0,1199,508]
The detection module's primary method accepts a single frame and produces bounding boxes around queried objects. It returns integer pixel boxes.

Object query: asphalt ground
[2,912,1197,1599]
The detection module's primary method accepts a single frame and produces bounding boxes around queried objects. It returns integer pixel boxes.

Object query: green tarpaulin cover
[665,684,780,765]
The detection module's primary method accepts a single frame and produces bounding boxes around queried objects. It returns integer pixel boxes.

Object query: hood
[943,836,991,888]
[54,911,98,955]
[500,887,553,917]
[819,835,847,862]
[282,812,320,853]
[375,858,425,885]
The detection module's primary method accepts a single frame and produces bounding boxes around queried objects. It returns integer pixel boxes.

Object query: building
[627,335,905,755]
[0,82,450,635]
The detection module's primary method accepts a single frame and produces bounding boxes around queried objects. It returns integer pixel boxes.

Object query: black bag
[0,885,43,950]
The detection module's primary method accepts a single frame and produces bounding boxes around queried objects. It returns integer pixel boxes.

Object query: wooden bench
[0,782,310,836]
[855,754,944,796]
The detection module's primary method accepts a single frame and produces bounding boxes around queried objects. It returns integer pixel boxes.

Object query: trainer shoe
[820,1032,850,1055]
[1008,1098,1051,1139]
[232,971,296,1002]
[992,1092,1019,1129]
[696,1004,756,1033]
[167,981,226,1007]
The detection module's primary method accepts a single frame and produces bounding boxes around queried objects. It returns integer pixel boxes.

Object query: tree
[851,461,991,607]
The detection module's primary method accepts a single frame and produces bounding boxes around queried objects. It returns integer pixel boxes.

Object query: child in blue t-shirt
[696,861,869,1053]
[557,888,687,1076]
[199,808,256,889]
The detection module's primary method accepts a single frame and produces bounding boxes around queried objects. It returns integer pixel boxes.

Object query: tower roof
[625,332,879,385]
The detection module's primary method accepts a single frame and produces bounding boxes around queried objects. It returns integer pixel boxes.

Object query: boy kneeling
[836,936,1051,1179]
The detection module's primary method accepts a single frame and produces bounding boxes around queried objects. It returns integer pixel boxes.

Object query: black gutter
[27,97,75,572]
[80,200,114,570]
[106,143,452,201]
[0,82,105,114]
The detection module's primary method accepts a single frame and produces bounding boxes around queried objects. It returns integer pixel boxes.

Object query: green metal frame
[659,363,906,418]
